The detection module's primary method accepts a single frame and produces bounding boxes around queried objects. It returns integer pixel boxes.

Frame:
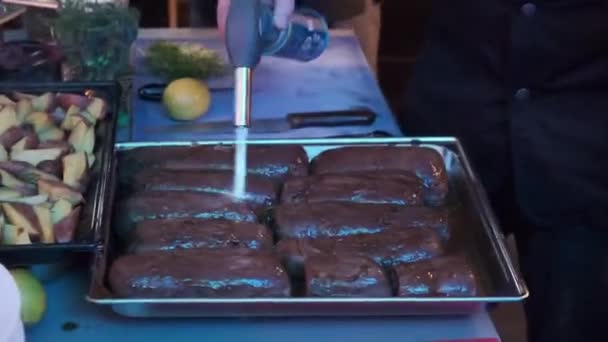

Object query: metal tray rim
[86,294,526,305]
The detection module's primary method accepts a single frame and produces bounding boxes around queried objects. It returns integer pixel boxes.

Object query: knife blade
[147,109,377,134]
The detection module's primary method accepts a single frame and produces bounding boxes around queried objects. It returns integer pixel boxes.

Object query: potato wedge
[2,203,40,237]
[0,169,36,194]
[0,127,25,150]
[12,92,36,101]
[53,206,81,243]
[38,127,65,142]
[0,146,7,162]
[3,195,49,206]
[61,105,83,130]
[79,111,97,125]
[0,161,60,185]
[25,112,54,133]
[0,106,19,136]
[37,140,72,155]
[11,127,39,153]
[86,153,96,168]
[11,148,63,166]
[86,97,106,120]
[34,206,54,243]
[0,188,22,200]
[62,152,88,190]
[0,95,16,106]
[50,199,72,223]
[37,179,84,205]
[56,93,87,110]
[68,122,95,153]
[16,99,33,123]
[31,93,55,112]
[37,160,62,178]
[2,224,32,245]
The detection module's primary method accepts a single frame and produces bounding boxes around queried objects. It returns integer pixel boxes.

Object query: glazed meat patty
[281,172,424,206]
[392,256,478,297]
[119,144,309,182]
[115,191,257,238]
[277,228,444,275]
[304,255,392,297]
[310,146,448,205]
[274,202,448,240]
[109,249,291,298]
[131,169,279,210]
[128,219,274,254]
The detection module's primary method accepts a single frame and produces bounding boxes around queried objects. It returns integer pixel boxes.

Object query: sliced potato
[0,127,25,150]
[2,203,39,237]
[3,195,49,206]
[61,105,85,131]
[50,199,72,223]
[0,169,36,194]
[12,92,36,101]
[11,130,40,153]
[11,148,63,166]
[37,179,84,205]
[25,112,54,133]
[86,153,96,168]
[0,188,22,200]
[86,97,106,120]
[68,122,95,153]
[63,152,88,190]
[0,106,19,136]
[0,95,15,106]
[0,146,7,162]
[2,224,32,245]
[38,127,65,142]
[53,206,81,243]
[37,160,62,177]
[34,206,54,243]
[0,161,60,184]
[31,93,55,112]
[16,99,33,123]
[37,140,72,155]
[79,110,97,125]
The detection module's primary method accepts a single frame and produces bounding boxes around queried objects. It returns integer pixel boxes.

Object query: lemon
[10,269,46,326]
[162,78,211,121]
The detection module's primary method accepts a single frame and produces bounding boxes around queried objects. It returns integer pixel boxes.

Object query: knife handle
[138,83,166,102]
[329,130,393,138]
[138,83,233,102]
[287,109,377,129]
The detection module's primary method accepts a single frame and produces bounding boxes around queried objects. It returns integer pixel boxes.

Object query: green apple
[9,269,47,326]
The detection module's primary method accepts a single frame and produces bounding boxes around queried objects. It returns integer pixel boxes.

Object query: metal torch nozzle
[234,67,253,127]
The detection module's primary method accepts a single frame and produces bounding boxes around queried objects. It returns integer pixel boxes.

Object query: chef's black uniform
[402,1,608,341]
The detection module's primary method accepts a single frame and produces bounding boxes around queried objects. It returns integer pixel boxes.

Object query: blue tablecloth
[24,29,499,342]
[124,29,402,142]
[26,268,499,342]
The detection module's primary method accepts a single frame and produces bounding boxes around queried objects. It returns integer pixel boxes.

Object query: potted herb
[53,0,140,81]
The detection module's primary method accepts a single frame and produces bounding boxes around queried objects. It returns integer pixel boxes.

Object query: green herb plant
[53,0,139,80]
[145,41,228,82]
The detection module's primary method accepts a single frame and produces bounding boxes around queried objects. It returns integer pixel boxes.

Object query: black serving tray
[0,81,119,266]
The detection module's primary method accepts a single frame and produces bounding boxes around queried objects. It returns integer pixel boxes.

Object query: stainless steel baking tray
[87,137,528,317]
[0,82,119,266]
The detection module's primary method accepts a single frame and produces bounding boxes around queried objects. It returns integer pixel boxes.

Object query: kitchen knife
[146,109,377,134]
